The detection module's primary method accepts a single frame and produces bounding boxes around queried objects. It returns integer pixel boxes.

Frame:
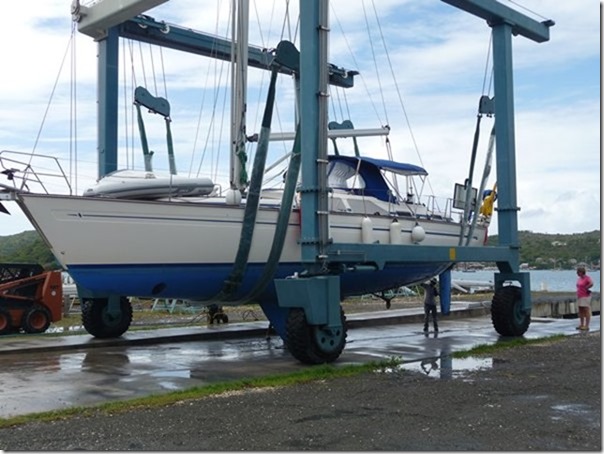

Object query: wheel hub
[313,325,345,354]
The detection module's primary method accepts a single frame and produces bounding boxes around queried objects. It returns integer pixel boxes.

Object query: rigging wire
[138,41,148,88]
[368,1,422,167]
[188,2,221,177]
[329,86,343,124]
[366,0,435,201]
[126,39,139,169]
[280,0,292,43]
[250,0,269,141]
[214,66,231,182]
[69,21,78,194]
[212,4,233,183]
[121,39,130,169]
[268,0,292,172]
[481,32,494,97]
[148,44,158,95]
[292,11,300,45]
[188,66,210,177]
[330,5,384,126]
[159,47,168,101]
[195,85,218,179]
[362,0,389,126]
[190,0,230,181]
[31,31,74,161]
[248,0,292,184]
[458,31,495,244]
[340,83,352,123]
[505,0,549,20]
[195,17,231,182]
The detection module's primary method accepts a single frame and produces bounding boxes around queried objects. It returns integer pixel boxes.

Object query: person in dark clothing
[422,278,439,332]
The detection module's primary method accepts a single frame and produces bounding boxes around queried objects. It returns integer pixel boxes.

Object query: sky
[0,0,600,237]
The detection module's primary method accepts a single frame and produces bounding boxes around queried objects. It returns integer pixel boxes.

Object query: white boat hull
[17,193,486,304]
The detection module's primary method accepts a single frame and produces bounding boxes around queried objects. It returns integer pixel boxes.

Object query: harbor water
[452,269,601,293]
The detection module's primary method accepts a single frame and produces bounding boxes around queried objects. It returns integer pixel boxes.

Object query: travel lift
[73,0,553,363]
[280,0,551,362]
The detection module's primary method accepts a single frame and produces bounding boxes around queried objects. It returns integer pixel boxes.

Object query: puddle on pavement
[150,370,193,390]
[378,355,493,380]
[550,403,599,428]
[551,403,593,415]
[150,369,191,379]
[47,325,85,334]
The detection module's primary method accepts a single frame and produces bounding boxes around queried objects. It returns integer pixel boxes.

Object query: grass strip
[0,358,401,429]
[452,334,566,358]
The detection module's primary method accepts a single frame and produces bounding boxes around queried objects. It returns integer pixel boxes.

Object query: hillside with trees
[0,229,600,271]
[487,230,601,270]
[0,231,59,269]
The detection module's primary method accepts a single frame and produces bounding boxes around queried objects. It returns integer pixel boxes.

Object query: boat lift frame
[80,0,553,335]
[276,0,553,328]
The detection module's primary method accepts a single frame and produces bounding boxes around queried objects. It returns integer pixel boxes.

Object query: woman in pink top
[576,265,594,330]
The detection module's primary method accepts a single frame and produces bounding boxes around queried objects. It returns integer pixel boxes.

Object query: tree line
[0,231,58,269]
[487,230,601,270]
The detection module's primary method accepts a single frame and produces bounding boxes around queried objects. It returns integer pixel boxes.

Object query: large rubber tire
[22,304,52,334]
[285,307,347,364]
[81,297,133,339]
[0,307,13,335]
[491,286,531,336]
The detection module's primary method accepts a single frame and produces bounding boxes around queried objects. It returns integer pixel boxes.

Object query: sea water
[451,269,601,292]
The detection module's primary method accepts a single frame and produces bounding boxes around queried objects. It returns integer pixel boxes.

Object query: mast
[230,0,249,193]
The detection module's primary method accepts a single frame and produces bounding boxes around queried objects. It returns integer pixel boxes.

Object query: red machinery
[0,263,63,335]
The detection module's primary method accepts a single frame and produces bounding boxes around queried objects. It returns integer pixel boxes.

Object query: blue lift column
[439,269,451,315]
[96,27,120,179]
[274,0,342,330]
[441,0,553,311]
[491,21,529,306]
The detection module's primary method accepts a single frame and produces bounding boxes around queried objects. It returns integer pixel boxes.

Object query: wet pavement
[0,303,599,419]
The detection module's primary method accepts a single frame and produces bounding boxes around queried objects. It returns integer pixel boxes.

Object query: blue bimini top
[327,155,427,202]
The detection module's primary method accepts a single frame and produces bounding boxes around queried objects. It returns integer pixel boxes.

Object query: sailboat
[0,0,495,363]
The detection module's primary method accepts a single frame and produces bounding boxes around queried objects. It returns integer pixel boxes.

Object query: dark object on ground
[207,304,228,324]
[0,332,600,451]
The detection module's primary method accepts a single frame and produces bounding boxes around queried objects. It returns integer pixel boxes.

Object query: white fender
[361,216,374,244]
[411,224,426,243]
[225,188,242,205]
[389,219,402,244]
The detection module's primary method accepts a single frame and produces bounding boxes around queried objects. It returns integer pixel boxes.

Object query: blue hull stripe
[68,261,451,303]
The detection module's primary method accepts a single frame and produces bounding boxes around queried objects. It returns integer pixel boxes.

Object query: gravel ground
[0,331,600,451]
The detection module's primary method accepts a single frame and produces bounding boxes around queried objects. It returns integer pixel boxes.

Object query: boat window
[327,161,365,190]
[329,197,351,212]
[346,199,389,216]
